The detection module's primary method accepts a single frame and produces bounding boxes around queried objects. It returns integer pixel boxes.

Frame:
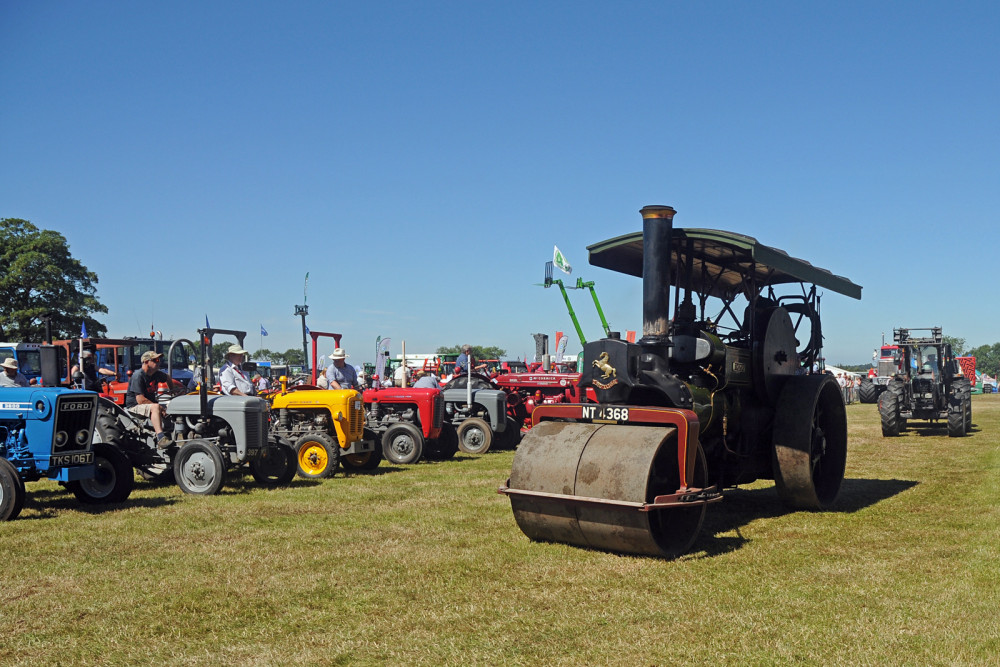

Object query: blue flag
[205,314,211,329]
[260,325,268,337]
[305,325,310,336]
[81,321,88,338]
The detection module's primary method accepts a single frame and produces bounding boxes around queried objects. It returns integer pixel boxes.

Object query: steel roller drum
[507,420,705,558]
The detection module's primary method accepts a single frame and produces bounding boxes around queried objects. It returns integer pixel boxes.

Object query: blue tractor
[0,346,133,520]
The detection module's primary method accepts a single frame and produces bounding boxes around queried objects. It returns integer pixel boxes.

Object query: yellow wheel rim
[298,442,329,475]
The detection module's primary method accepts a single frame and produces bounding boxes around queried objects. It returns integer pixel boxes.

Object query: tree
[943,335,966,356]
[436,344,507,360]
[0,218,108,341]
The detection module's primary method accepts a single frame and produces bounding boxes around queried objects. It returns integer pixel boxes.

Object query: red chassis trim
[529,403,703,492]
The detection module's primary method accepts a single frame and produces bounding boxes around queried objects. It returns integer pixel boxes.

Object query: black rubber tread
[381,423,424,465]
[858,380,879,404]
[879,381,903,437]
[66,442,135,504]
[457,417,493,455]
[0,458,25,521]
[252,438,298,487]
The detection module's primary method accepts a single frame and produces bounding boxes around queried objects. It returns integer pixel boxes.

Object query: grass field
[2,396,998,665]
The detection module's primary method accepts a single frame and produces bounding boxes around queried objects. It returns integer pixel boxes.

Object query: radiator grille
[53,394,97,454]
[245,410,267,449]
[433,394,445,428]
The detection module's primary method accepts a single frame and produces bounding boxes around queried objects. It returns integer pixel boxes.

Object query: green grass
[2,396,999,665]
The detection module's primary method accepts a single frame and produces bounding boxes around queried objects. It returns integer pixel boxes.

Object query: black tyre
[294,432,339,479]
[252,437,298,487]
[773,374,847,510]
[381,423,424,465]
[879,381,904,437]
[66,442,135,505]
[173,440,226,495]
[342,429,383,471]
[947,406,966,437]
[426,422,459,461]
[495,416,523,450]
[457,417,492,454]
[0,458,25,521]
[858,380,879,404]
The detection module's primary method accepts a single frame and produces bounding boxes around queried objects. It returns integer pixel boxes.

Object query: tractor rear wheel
[67,442,135,505]
[382,423,424,465]
[858,380,879,404]
[294,433,339,479]
[342,429,383,471]
[773,374,847,510]
[174,440,226,495]
[0,458,25,521]
[495,416,523,450]
[457,418,492,455]
[252,437,298,487]
[879,381,904,437]
[426,422,459,461]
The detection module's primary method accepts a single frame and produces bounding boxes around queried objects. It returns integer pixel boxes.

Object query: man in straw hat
[325,347,359,391]
[125,350,172,448]
[219,344,255,396]
[0,357,30,387]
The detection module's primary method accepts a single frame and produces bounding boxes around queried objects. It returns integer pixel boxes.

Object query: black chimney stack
[637,205,675,346]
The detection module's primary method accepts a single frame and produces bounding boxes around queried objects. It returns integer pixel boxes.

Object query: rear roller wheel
[173,440,226,495]
[773,374,847,510]
[506,421,707,558]
[457,418,492,455]
[66,442,135,505]
[294,433,339,479]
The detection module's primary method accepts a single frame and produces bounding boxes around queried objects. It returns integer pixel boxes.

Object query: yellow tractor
[266,331,379,478]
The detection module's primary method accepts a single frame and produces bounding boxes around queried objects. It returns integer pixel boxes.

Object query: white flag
[554,335,568,363]
[553,246,572,275]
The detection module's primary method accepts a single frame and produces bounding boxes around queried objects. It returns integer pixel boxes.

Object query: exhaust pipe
[638,205,676,346]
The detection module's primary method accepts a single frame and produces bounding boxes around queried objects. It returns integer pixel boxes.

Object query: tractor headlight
[35,400,45,412]
[75,429,90,445]
[55,431,68,447]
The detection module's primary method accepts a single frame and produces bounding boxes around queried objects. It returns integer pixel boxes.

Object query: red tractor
[493,368,596,434]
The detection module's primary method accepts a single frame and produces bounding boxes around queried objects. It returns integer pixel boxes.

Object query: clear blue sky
[3,2,998,365]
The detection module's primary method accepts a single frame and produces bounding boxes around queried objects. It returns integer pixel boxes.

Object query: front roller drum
[502,421,713,558]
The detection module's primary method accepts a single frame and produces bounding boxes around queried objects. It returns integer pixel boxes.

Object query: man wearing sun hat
[0,357,30,387]
[219,343,255,396]
[325,347,359,391]
[125,350,172,448]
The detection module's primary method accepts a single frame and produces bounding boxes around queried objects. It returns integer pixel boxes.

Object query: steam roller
[500,204,862,558]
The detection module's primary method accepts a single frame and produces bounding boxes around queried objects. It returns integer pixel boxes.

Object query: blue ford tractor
[0,346,133,520]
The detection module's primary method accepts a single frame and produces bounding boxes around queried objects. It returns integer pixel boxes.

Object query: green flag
[553,245,572,275]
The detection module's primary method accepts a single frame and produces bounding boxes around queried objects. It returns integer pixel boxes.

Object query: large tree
[0,218,107,341]
[436,344,507,360]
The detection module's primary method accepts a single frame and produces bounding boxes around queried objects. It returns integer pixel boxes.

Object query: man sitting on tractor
[325,348,359,391]
[454,344,487,377]
[219,344,255,396]
[125,351,172,448]
[71,350,115,391]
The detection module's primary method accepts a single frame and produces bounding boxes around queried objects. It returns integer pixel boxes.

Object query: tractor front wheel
[173,440,226,495]
[67,442,134,505]
[457,418,492,455]
[294,433,339,479]
[381,423,424,465]
[858,380,879,404]
[0,458,25,521]
[879,381,905,437]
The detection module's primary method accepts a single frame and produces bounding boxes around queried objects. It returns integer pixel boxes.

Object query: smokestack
[638,205,676,346]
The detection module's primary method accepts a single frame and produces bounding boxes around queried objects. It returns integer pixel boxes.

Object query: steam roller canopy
[508,421,706,558]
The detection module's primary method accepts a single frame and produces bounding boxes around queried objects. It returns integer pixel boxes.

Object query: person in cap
[125,350,172,448]
[219,344,255,396]
[325,348,359,391]
[412,370,440,389]
[0,357,30,388]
